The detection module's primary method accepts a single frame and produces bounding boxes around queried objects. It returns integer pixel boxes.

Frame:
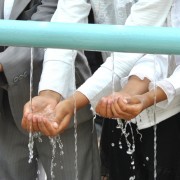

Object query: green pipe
[0,20,180,54]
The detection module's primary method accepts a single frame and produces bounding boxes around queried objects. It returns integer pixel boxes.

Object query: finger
[37,117,51,136]
[23,102,32,114]
[22,103,32,130]
[125,96,142,105]
[95,103,101,115]
[96,97,110,117]
[115,97,143,119]
[111,101,133,120]
[123,103,143,117]
[57,115,71,134]
[21,115,28,130]
[42,118,59,137]
[95,99,105,115]
[26,113,34,132]
[106,100,114,118]
[32,115,40,132]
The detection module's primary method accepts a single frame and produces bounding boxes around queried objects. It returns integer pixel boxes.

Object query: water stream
[72,50,78,180]
[28,48,64,180]
[28,47,34,163]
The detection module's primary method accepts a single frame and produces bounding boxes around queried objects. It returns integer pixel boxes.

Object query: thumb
[124,96,142,105]
[52,121,59,129]
[23,102,32,115]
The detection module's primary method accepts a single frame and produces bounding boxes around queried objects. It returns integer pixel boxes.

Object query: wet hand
[95,92,145,120]
[36,99,74,136]
[110,95,145,120]
[21,95,58,132]
[95,92,131,119]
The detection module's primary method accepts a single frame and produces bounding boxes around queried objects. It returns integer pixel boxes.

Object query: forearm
[122,75,150,96]
[126,0,173,26]
[141,86,167,109]
[68,91,89,111]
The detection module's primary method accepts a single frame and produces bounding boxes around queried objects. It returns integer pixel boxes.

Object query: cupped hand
[21,95,59,132]
[95,92,145,120]
[110,95,145,120]
[95,92,131,119]
[35,99,75,136]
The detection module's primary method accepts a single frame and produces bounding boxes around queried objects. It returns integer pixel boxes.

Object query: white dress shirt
[78,0,173,108]
[39,0,173,100]
[4,0,15,19]
[38,0,91,98]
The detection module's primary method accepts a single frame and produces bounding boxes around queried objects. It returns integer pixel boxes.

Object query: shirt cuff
[149,79,175,108]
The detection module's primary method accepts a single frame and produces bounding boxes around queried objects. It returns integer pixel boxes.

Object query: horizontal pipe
[0,20,180,54]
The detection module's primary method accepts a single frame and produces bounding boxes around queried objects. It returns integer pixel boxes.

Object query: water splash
[56,135,64,170]
[49,137,57,180]
[111,52,136,178]
[116,119,136,178]
[41,106,64,179]
[35,158,42,180]
[116,120,135,155]
[129,175,136,180]
[28,133,34,163]
[49,135,64,180]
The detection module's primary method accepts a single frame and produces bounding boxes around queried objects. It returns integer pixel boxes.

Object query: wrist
[141,91,155,109]
[39,90,61,103]
[68,91,89,111]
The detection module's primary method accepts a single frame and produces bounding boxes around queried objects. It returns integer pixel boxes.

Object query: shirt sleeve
[78,0,173,108]
[149,65,180,108]
[121,54,168,87]
[125,0,173,26]
[38,0,91,98]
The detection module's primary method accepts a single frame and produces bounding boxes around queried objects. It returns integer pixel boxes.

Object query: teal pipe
[0,19,180,54]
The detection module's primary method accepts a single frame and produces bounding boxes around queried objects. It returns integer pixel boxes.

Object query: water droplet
[129,175,135,180]
[127,149,133,155]
[111,143,115,147]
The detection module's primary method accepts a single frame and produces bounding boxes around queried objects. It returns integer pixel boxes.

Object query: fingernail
[123,98,128,103]
[53,122,58,129]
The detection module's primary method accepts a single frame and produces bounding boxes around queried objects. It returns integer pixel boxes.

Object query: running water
[28,47,34,163]
[41,106,64,180]
[153,56,158,180]
[28,48,43,163]
[28,49,64,180]
[72,50,78,180]
[111,52,137,179]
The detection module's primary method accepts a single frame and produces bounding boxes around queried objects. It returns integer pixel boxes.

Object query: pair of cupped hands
[21,91,145,137]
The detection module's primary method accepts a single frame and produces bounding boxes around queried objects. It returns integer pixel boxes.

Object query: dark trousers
[100,113,180,180]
